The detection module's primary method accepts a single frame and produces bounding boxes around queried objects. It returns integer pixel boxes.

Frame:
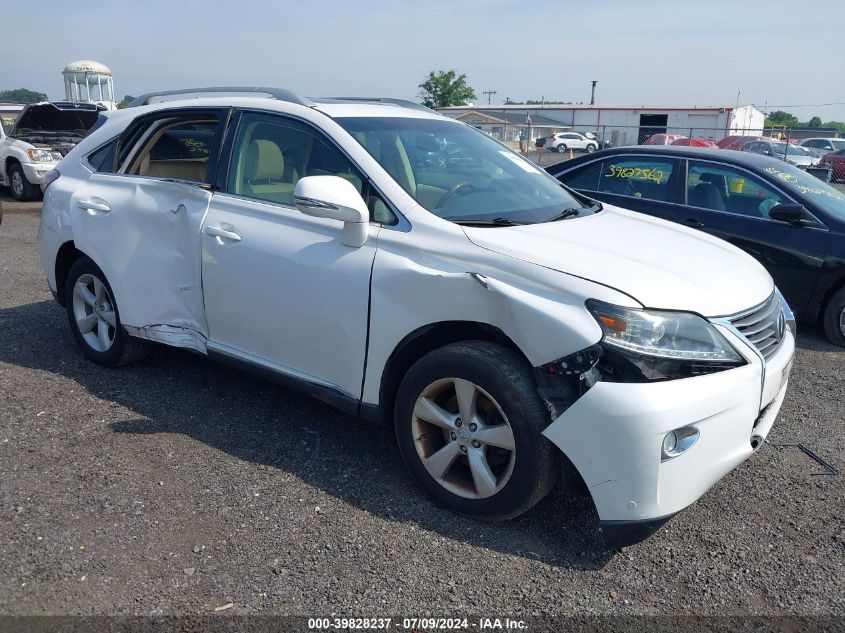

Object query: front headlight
[586,300,745,381]
[26,149,62,163]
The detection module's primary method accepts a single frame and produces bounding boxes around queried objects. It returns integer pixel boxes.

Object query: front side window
[127,118,219,183]
[336,117,591,224]
[686,160,788,218]
[596,157,676,202]
[227,112,363,208]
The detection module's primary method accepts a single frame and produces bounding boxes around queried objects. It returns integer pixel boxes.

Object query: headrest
[245,139,284,182]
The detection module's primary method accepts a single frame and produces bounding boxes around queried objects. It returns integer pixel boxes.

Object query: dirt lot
[0,199,843,619]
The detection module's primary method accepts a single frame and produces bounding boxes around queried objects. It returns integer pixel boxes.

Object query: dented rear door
[70,174,212,352]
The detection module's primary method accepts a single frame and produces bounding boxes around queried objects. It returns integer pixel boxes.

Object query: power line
[758,102,845,109]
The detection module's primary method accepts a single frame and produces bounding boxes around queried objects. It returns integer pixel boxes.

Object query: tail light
[41,169,60,192]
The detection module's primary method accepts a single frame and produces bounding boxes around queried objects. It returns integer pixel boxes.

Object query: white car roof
[118,92,445,122]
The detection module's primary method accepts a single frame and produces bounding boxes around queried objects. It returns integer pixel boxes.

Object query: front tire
[394,341,559,521]
[822,287,845,347]
[586,143,597,153]
[9,162,40,202]
[64,257,152,366]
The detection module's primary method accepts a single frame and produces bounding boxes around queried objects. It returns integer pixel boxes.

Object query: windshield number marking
[606,165,666,184]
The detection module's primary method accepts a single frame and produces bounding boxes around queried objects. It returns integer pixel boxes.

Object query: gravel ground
[0,202,844,618]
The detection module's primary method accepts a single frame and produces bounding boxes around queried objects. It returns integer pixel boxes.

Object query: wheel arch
[371,320,528,425]
[5,155,21,177]
[816,273,845,326]
[54,241,88,306]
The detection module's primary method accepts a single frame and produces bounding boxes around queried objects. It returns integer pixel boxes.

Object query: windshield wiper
[544,202,602,222]
[447,217,527,227]
[545,208,580,222]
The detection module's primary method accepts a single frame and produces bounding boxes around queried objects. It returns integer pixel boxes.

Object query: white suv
[37,88,795,548]
[547,132,598,153]
[0,101,102,201]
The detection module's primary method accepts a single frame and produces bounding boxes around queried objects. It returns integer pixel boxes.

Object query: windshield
[831,139,845,151]
[0,110,19,134]
[771,142,812,157]
[336,117,592,224]
[761,163,845,218]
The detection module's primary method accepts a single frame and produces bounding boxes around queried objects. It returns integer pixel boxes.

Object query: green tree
[117,95,136,109]
[0,88,48,103]
[764,110,799,128]
[806,116,822,128]
[418,70,476,109]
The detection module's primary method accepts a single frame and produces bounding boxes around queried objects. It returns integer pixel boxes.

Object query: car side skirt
[207,343,360,418]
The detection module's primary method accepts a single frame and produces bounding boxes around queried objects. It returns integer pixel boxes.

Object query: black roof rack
[126,87,312,108]
[318,97,433,113]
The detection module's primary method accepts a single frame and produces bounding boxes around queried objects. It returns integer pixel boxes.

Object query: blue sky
[4,0,844,120]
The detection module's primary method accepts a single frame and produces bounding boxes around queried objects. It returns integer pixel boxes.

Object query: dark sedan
[547,146,845,346]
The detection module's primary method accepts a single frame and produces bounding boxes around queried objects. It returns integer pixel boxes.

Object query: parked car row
[36,88,794,548]
[548,145,845,345]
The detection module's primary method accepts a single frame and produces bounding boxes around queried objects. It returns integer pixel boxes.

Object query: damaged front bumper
[542,328,795,548]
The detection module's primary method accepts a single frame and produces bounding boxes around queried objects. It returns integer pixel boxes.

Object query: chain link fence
[501,124,845,183]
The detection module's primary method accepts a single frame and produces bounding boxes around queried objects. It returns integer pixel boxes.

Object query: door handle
[683,218,704,228]
[205,224,242,242]
[77,199,111,213]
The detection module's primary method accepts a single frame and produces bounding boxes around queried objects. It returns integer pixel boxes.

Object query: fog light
[661,426,699,461]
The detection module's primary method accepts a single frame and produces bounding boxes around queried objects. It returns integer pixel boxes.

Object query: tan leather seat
[243,139,296,204]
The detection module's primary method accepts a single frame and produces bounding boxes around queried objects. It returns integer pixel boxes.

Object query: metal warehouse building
[438,104,765,146]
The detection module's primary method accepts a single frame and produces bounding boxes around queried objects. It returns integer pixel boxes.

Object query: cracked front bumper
[542,329,794,547]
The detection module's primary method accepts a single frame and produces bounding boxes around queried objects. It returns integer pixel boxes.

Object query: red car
[670,137,718,148]
[821,149,845,182]
[642,133,684,145]
[717,135,766,151]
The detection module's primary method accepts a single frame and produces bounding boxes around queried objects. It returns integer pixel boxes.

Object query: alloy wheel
[72,273,117,352]
[411,377,516,499]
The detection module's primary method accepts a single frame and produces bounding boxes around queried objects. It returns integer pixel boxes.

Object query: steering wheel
[436,181,474,208]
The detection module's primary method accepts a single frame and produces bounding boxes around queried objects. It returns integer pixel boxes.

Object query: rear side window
[560,160,603,191]
[596,157,676,202]
[118,112,220,184]
[86,138,118,172]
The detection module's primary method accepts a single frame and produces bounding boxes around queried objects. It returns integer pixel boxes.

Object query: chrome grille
[729,293,785,361]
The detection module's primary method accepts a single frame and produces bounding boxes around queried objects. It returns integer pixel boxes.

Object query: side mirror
[769,203,813,225]
[294,176,369,247]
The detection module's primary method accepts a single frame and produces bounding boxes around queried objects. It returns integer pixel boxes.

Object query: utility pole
[590,81,598,106]
[483,89,497,105]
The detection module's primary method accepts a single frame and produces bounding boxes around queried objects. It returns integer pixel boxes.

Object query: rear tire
[822,287,845,347]
[556,144,567,153]
[64,257,152,366]
[9,162,40,202]
[394,341,559,521]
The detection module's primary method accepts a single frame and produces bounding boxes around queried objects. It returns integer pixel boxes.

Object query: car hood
[462,204,773,317]
[10,102,101,136]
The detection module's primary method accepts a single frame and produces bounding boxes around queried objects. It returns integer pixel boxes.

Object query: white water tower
[63,60,117,110]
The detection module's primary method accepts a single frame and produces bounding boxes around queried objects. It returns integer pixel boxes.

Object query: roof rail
[126,87,312,108]
[321,97,433,113]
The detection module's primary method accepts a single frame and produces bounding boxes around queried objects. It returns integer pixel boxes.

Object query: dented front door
[70,173,212,352]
